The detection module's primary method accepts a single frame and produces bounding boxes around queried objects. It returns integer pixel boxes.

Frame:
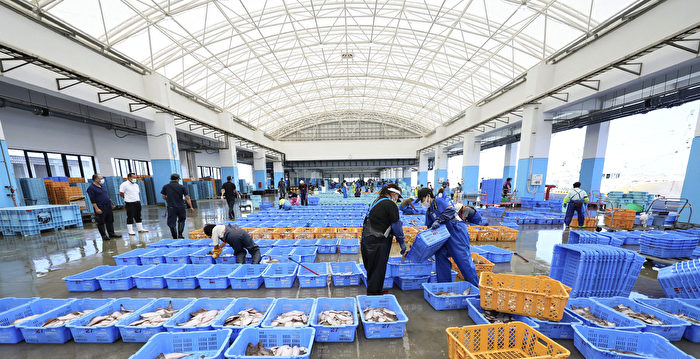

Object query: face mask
[130,179,136,184]
[99,179,105,185]
[421,200,430,209]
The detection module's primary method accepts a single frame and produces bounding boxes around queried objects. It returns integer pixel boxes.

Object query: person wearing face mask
[417,188,479,286]
[161,173,195,239]
[119,172,148,235]
[87,173,120,241]
[361,183,407,295]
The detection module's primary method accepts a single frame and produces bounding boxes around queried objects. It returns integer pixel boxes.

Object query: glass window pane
[9,149,29,178]
[214,167,221,179]
[117,159,130,178]
[65,155,81,177]
[47,153,66,177]
[81,156,95,180]
[27,152,48,178]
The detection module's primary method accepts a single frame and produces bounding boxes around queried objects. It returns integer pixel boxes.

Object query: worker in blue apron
[454,203,482,225]
[564,182,589,229]
[341,180,348,198]
[417,188,479,286]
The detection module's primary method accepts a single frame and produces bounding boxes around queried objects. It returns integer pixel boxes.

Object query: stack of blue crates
[102,176,124,207]
[13,181,25,206]
[143,177,157,205]
[640,232,698,258]
[18,178,49,205]
[43,176,68,182]
[135,180,148,206]
[568,231,624,246]
[69,182,94,215]
[550,244,645,297]
[185,182,200,200]
[658,258,700,298]
[0,204,83,236]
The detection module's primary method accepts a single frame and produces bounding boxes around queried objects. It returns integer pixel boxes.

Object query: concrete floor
[1,199,698,358]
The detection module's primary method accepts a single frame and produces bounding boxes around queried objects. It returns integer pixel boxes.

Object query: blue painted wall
[503,165,516,182]
[221,166,239,186]
[681,136,700,224]
[418,171,428,186]
[273,172,284,189]
[579,157,605,194]
[151,159,181,204]
[253,170,266,190]
[0,140,18,207]
[515,158,548,200]
[461,165,479,195]
[434,169,447,187]
[402,177,411,187]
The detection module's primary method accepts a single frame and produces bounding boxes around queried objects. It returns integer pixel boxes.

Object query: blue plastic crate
[636,298,700,342]
[0,297,38,315]
[260,298,316,328]
[130,329,232,359]
[573,325,693,359]
[63,265,119,292]
[356,294,408,339]
[164,298,233,332]
[422,282,480,310]
[404,226,450,262]
[116,298,196,342]
[165,247,200,264]
[394,275,430,290]
[297,263,329,288]
[465,298,540,328]
[273,239,296,247]
[0,298,76,343]
[147,238,179,248]
[594,297,690,341]
[229,264,267,290]
[211,298,275,339]
[291,246,318,263]
[214,247,247,264]
[263,247,295,263]
[524,310,582,339]
[113,248,155,265]
[140,247,175,265]
[225,327,315,359]
[96,265,153,291]
[67,298,154,343]
[133,264,184,289]
[294,238,318,247]
[190,247,216,264]
[387,257,433,277]
[197,264,240,289]
[338,238,360,254]
[17,298,113,344]
[316,238,338,253]
[262,263,298,288]
[471,245,513,263]
[310,297,358,342]
[330,262,362,286]
[566,298,644,331]
[358,264,393,290]
[427,269,458,283]
[167,239,195,248]
[164,264,212,290]
[191,238,214,247]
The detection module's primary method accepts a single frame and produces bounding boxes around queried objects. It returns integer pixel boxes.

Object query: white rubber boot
[127,224,136,235]
[136,222,148,233]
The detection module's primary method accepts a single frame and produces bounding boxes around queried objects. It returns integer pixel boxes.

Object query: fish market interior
[2,0,700,358]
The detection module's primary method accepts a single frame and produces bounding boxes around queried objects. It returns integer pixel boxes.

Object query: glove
[431,221,441,230]
[211,245,223,259]
[400,243,407,255]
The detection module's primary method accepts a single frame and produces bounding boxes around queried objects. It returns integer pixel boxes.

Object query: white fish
[178,309,220,327]
[11,313,41,325]
[270,310,308,327]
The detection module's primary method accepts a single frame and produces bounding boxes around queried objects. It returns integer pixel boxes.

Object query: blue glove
[431,221,441,230]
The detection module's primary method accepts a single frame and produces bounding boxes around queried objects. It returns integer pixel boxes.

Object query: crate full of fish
[465,298,540,328]
[66,298,154,343]
[0,298,75,343]
[330,262,362,286]
[197,264,240,290]
[422,282,479,310]
[130,329,232,359]
[566,298,644,331]
[190,247,216,264]
[113,248,155,265]
[594,297,691,341]
[405,226,450,262]
[133,264,184,290]
[262,263,298,289]
[316,238,338,254]
[225,327,314,358]
[358,264,393,290]
[211,297,275,339]
[260,298,316,328]
[16,298,112,344]
[297,263,329,288]
[635,298,700,342]
[164,264,213,290]
[310,297,359,343]
[62,265,119,292]
[572,325,693,359]
[163,298,232,333]
[356,294,408,339]
[387,257,433,277]
[479,273,570,321]
[116,298,195,342]
[229,264,267,290]
[96,265,153,291]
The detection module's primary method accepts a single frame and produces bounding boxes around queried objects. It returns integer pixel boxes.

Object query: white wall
[279,139,419,160]
[194,151,221,167]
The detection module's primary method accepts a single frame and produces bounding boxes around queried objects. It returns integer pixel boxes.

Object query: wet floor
[0,200,698,358]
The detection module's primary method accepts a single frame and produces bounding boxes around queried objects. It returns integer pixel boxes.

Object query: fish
[177,308,220,327]
[130,302,179,327]
[317,310,353,326]
[155,353,193,359]
[334,272,354,275]
[435,288,471,296]
[363,308,398,323]
[261,258,280,264]
[270,310,308,327]
[673,312,700,325]
[569,306,616,327]
[245,341,307,356]
[87,305,134,327]
[612,304,666,325]
[482,310,517,324]
[224,308,265,327]
[42,310,92,327]
[11,313,41,325]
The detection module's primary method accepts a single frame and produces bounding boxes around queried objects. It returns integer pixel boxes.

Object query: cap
[417,188,434,200]
[170,173,181,180]
[387,187,402,198]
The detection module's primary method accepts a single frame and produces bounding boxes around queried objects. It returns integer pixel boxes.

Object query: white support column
[579,122,610,196]
[461,132,480,195]
[418,153,429,186]
[515,104,551,200]
[503,142,518,181]
[0,118,18,206]
[185,151,198,180]
[681,110,700,224]
[219,136,239,185]
[253,151,266,191]
[434,147,448,190]
[273,160,284,189]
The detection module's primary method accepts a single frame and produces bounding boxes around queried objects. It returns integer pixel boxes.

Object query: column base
[151,159,181,203]
[461,165,479,195]
[681,136,700,224]
[253,170,266,190]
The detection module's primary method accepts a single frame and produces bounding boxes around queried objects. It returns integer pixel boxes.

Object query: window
[65,155,81,177]
[27,152,49,178]
[9,149,95,179]
[47,153,66,177]
[132,160,150,176]
[212,167,221,179]
[80,155,95,180]
[9,149,29,177]
[196,166,220,179]
[113,158,131,178]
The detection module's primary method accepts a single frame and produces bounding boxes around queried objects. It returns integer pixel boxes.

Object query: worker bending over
[204,223,262,264]
[417,188,479,286]
[399,196,425,215]
[564,182,589,229]
[454,203,482,225]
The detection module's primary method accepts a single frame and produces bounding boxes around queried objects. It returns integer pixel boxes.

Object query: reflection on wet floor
[0,200,697,358]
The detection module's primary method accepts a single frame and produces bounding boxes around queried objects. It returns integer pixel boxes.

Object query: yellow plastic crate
[476,227,500,241]
[336,227,360,239]
[497,227,518,241]
[466,226,480,241]
[451,253,493,281]
[293,227,317,239]
[479,273,571,321]
[315,227,336,239]
[249,228,266,239]
[446,322,570,359]
[188,229,209,239]
[273,228,296,239]
[571,217,597,228]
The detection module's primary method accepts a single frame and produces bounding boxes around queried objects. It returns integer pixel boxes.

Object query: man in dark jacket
[161,173,194,238]
[204,223,261,264]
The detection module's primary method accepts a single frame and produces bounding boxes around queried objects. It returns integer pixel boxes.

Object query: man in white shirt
[119,173,148,235]
[564,181,589,229]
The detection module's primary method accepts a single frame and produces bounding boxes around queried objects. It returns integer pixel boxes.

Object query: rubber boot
[136,222,148,232]
[169,226,178,239]
[106,222,120,238]
[97,223,110,241]
[127,224,135,235]
[177,221,186,239]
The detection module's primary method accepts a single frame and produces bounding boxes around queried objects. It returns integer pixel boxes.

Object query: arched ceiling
[19,0,645,139]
